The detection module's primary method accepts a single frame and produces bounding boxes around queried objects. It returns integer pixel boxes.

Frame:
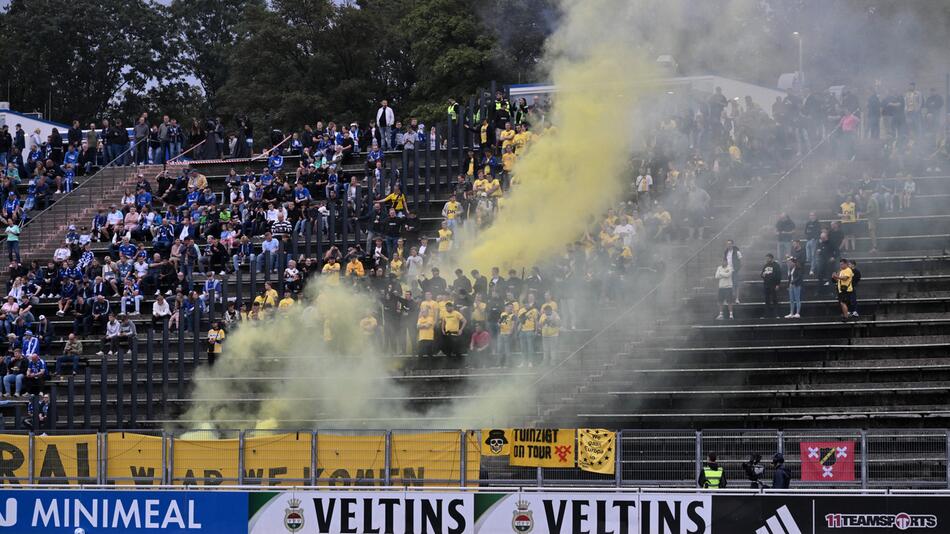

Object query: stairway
[18,165,164,263]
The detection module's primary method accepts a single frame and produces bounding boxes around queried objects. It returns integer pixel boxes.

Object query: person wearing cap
[772,453,791,489]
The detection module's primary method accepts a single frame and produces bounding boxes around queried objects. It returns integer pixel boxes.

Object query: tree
[168,0,266,108]
[399,0,501,119]
[0,0,167,123]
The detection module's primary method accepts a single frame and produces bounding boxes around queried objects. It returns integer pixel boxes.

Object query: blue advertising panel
[0,490,247,534]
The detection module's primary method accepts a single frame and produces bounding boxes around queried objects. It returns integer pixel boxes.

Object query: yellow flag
[480,428,512,457]
[509,428,575,468]
[577,428,615,475]
[105,432,163,485]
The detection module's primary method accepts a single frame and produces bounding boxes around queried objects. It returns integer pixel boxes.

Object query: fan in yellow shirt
[497,303,516,365]
[832,259,854,320]
[381,185,409,215]
[479,120,489,146]
[442,195,461,221]
[473,172,489,195]
[390,256,404,277]
[499,123,516,149]
[840,200,856,222]
[502,148,517,170]
[599,225,619,248]
[253,282,279,308]
[416,307,436,356]
[518,304,539,366]
[420,292,440,324]
[322,258,341,285]
[277,292,295,310]
[471,294,488,323]
[437,294,451,317]
[486,176,502,198]
[440,302,466,357]
[512,125,532,153]
[437,222,453,252]
[442,306,465,335]
[539,305,561,365]
[346,256,365,277]
[206,320,225,365]
[360,314,378,337]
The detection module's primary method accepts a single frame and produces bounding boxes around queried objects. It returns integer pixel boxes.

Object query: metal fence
[2,428,949,488]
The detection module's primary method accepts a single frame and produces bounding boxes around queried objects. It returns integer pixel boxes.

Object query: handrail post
[695,430,703,485]
[615,430,623,487]
[238,430,246,485]
[861,430,868,489]
[384,430,392,486]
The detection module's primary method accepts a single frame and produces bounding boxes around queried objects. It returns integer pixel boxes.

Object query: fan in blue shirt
[135,190,152,207]
[267,152,284,172]
[118,242,138,259]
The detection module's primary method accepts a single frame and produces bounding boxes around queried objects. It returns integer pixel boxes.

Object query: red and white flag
[800,441,855,481]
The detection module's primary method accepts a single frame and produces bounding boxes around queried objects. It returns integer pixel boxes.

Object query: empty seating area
[541,172,950,429]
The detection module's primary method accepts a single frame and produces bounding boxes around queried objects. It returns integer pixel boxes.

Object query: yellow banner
[0,434,99,484]
[577,428,616,475]
[509,428,576,468]
[316,432,478,486]
[244,432,312,486]
[33,434,99,483]
[316,433,386,485]
[480,428,512,457]
[171,435,240,485]
[105,432,163,485]
[391,431,479,486]
[0,434,30,483]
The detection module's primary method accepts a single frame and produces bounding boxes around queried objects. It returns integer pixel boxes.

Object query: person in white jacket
[376,100,395,151]
[715,260,734,320]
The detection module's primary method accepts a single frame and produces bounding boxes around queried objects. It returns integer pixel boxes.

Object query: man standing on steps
[724,240,742,304]
[715,259,734,320]
[376,99,395,151]
[832,258,854,321]
[760,253,782,319]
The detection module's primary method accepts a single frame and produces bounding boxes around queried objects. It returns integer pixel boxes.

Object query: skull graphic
[485,429,509,454]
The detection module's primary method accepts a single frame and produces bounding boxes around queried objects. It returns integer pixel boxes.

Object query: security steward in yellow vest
[698,453,727,488]
[447,99,459,121]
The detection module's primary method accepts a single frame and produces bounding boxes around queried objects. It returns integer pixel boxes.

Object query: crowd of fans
[712,81,945,322]
[1,80,946,423]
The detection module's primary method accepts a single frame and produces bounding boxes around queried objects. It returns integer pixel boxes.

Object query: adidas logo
[755,505,802,534]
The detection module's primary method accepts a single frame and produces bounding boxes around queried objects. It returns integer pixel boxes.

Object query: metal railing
[1,428,947,488]
[16,138,150,260]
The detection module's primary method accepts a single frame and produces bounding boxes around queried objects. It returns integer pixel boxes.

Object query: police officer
[698,453,727,488]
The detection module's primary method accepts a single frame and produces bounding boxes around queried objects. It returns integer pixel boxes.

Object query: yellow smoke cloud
[178,0,660,431]
[456,8,654,270]
[179,281,410,430]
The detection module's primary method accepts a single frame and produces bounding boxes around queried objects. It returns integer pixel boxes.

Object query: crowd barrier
[0,487,948,533]
[0,428,946,490]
